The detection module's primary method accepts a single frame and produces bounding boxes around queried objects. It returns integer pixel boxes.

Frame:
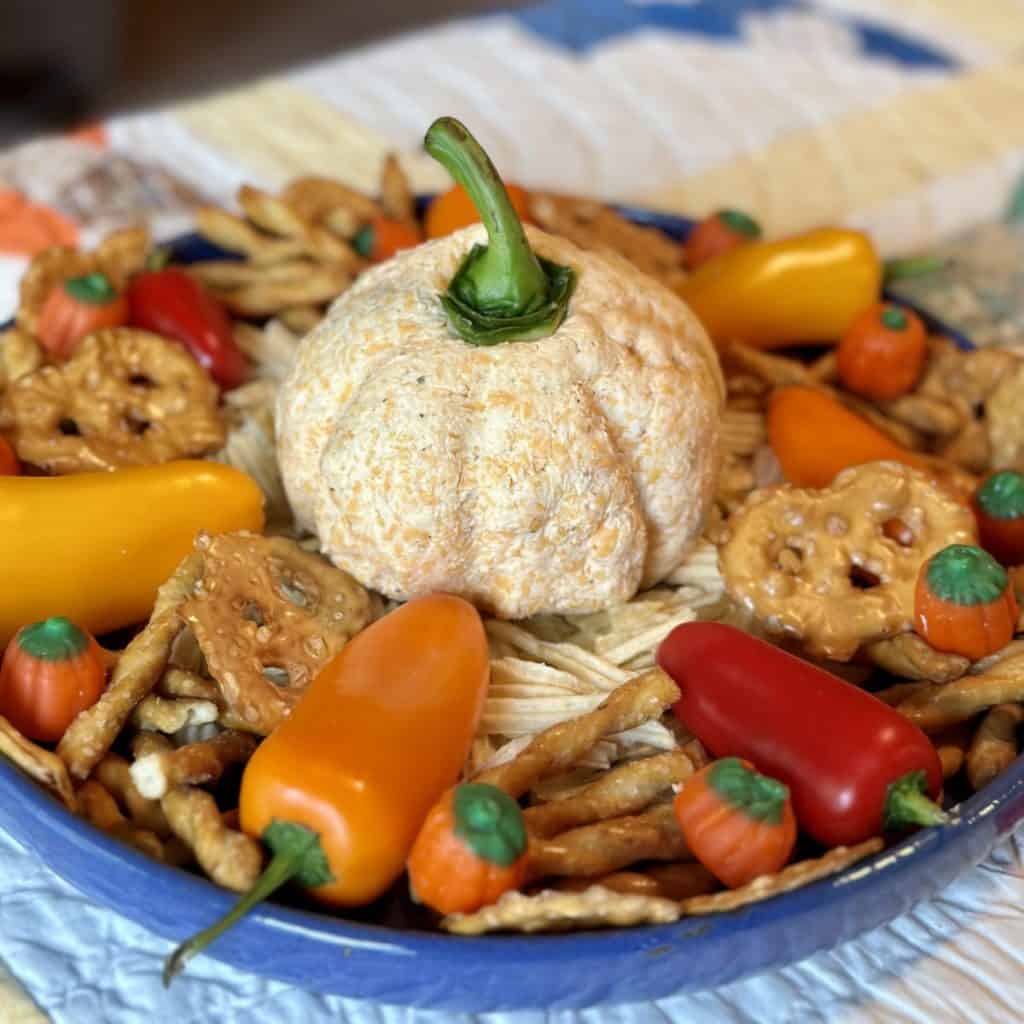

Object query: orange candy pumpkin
[683,209,761,270]
[407,782,528,915]
[914,544,1018,661]
[37,272,128,360]
[0,617,106,743]
[673,757,796,889]
[836,302,927,401]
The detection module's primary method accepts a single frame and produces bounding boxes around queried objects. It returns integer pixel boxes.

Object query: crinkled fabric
[1,824,1021,1023]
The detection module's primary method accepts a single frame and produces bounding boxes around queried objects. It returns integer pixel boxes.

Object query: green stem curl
[163,820,333,986]
[424,117,576,346]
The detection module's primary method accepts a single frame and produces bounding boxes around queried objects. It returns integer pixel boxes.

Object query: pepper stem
[425,117,547,317]
[882,770,947,832]
[882,255,947,284]
[163,820,333,986]
[424,117,576,346]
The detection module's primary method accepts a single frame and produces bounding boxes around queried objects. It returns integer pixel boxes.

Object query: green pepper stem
[882,255,947,284]
[882,770,947,832]
[163,848,300,986]
[163,820,331,986]
[424,117,548,317]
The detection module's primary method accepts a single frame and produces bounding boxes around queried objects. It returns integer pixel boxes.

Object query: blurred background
[0,0,526,143]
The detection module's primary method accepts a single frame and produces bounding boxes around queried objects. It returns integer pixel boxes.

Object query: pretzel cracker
[527,802,689,881]
[473,668,680,798]
[161,786,262,892]
[524,750,693,838]
[57,554,201,779]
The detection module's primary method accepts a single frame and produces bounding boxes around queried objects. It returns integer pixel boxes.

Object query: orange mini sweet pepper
[0,461,264,645]
[165,593,489,982]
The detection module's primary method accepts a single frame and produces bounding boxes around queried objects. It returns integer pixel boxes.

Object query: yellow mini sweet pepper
[0,461,264,645]
[677,228,882,349]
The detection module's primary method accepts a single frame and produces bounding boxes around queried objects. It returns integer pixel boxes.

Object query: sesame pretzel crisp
[720,462,977,660]
[1,328,225,473]
[181,532,377,735]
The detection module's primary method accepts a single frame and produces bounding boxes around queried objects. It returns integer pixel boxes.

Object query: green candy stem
[882,770,947,832]
[453,782,527,867]
[718,209,762,239]
[707,756,789,825]
[977,471,1024,521]
[64,272,117,305]
[880,306,909,331]
[163,820,333,986]
[424,117,576,346]
[17,617,87,660]
[926,544,1008,607]
[882,254,947,284]
[352,224,375,258]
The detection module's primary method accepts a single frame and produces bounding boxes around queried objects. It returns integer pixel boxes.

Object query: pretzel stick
[930,722,972,780]
[526,803,689,881]
[161,786,262,892]
[195,208,306,265]
[94,753,171,837]
[897,653,1024,731]
[0,714,77,810]
[678,838,884,915]
[217,267,351,317]
[77,780,165,859]
[158,668,220,703]
[280,176,381,223]
[864,634,969,683]
[379,153,416,227]
[130,730,259,799]
[58,554,201,779]
[189,259,322,288]
[871,681,931,707]
[278,306,323,334]
[474,669,680,798]
[131,695,219,733]
[131,732,173,760]
[966,704,1023,791]
[237,186,356,264]
[524,750,693,838]
[552,862,717,901]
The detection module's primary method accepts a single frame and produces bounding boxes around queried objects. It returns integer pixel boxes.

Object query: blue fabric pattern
[514,0,957,67]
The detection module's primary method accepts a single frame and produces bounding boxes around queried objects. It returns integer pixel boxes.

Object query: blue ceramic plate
[0,209,1008,1011]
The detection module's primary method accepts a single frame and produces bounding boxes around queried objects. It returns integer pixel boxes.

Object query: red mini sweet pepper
[126,261,247,389]
[657,622,945,848]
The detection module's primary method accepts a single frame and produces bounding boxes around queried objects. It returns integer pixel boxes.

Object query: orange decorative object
[0,617,106,743]
[37,273,129,359]
[239,593,489,905]
[972,471,1024,567]
[407,783,528,915]
[425,182,531,239]
[673,758,796,889]
[354,216,422,262]
[915,544,1018,661]
[164,594,489,983]
[836,303,927,401]
[683,209,761,270]
[0,191,78,257]
[768,386,920,488]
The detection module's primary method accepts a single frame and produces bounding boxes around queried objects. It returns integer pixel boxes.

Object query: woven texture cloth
[2,2,1024,1020]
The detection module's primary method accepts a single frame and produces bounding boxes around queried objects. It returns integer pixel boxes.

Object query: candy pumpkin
[37,272,128,359]
[0,617,106,742]
[915,544,1018,661]
[836,302,927,401]
[407,782,528,915]
[673,757,796,888]
[972,470,1024,567]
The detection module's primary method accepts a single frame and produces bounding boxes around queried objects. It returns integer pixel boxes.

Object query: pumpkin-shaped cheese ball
[277,120,724,618]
